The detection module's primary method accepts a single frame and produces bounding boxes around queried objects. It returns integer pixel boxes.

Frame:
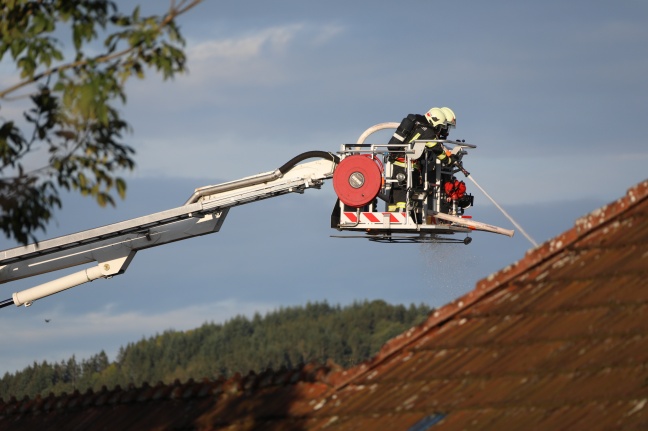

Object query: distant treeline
[0,300,431,400]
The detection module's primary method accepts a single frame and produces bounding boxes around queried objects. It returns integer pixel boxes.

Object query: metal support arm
[0,153,338,309]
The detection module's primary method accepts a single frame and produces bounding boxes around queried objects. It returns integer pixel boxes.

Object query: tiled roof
[0,365,337,431]
[2,179,647,431]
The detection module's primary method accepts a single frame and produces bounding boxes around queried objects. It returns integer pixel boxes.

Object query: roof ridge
[326,179,648,391]
[476,179,648,293]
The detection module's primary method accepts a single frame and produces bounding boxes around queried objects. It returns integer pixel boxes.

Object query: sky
[0,0,647,376]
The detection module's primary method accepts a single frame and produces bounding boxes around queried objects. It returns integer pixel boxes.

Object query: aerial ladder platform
[0,125,514,310]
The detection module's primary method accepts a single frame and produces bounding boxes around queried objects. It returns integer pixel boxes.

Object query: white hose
[356,122,400,145]
[465,174,539,247]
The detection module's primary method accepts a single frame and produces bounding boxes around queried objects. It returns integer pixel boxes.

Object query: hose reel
[332,155,383,207]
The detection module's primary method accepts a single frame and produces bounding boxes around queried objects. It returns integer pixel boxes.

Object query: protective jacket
[388,114,451,165]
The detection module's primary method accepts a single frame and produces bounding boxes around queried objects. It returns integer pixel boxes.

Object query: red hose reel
[333,155,383,207]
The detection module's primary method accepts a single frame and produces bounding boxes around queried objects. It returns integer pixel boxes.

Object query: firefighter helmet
[425,107,447,128]
[440,107,456,129]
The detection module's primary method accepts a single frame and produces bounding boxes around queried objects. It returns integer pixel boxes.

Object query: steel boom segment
[0,157,337,308]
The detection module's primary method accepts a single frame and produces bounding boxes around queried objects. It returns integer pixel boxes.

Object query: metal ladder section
[0,156,336,308]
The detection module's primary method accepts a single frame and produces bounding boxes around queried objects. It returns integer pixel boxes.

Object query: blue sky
[1,0,647,375]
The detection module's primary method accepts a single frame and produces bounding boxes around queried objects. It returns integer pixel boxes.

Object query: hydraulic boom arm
[0,152,338,309]
[1,123,519,311]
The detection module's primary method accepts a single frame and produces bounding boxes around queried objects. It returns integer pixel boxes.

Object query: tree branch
[0,0,203,100]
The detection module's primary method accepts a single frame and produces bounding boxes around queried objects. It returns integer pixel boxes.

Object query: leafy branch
[0,0,203,244]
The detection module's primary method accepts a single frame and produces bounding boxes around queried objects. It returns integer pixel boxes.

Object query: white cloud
[30,299,278,340]
[179,23,344,87]
[188,24,304,61]
[120,22,346,110]
[310,24,345,45]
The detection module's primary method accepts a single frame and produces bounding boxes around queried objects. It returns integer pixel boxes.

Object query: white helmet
[425,107,447,128]
[440,107,456,129]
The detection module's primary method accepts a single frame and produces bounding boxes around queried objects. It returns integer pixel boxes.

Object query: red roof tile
[2,179,647,431]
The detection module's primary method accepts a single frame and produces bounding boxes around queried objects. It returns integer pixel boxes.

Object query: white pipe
[12,266,104,307]
[433,212,515,237]
[356,122,400,145]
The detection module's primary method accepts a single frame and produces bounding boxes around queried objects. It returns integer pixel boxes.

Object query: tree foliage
[0,300,432,400]
[0,0,202,244]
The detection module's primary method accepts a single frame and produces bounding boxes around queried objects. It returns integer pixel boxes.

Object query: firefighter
[425,106,456,165]
[387,108,448,211]
[439,107,456,138]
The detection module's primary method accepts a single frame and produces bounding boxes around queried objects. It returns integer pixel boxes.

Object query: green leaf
[0,0,195,244]
[78,172,87,189]
[116,177,127,199]
[17,56,37,78]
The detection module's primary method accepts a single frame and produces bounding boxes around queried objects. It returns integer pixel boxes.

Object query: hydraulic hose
[277,150,340,175]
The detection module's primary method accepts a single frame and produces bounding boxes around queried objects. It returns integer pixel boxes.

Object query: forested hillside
[1,300,431,400]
